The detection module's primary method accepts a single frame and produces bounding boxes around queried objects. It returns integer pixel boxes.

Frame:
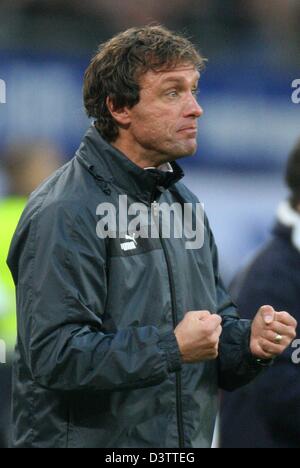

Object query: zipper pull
[152,201,159,218]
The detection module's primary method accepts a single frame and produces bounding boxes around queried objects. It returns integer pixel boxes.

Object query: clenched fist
[250,305,297,360]
[174,311,222,363]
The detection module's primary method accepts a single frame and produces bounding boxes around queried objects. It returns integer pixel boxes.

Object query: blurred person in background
[0,143,61,447]
[220,139,300,448]
[6,25,297,449]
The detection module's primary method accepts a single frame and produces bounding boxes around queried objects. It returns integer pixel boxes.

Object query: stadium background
[0,0,299,447]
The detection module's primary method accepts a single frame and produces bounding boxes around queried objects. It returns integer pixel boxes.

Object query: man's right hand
[174,311,222,363]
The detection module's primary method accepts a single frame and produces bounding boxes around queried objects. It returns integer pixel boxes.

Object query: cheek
[134,110,176,141]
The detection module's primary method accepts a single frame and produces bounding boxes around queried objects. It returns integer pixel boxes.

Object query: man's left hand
[250,305,298,360]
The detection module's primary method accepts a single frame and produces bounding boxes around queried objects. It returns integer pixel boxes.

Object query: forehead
[140,65,200,89]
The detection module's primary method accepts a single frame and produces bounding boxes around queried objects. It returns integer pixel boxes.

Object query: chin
[159,140,198,161]
[178,142,198,157]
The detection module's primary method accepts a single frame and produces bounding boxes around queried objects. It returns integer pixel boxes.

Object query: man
[8,26,297,448]
[220,140,300,448]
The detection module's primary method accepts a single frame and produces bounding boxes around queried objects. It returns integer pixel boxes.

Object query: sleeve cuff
[158,331,182,373]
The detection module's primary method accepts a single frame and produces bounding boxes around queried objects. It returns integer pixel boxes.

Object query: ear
[106,96,131,126]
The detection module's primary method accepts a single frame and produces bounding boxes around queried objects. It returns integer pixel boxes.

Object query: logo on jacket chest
[120,233,138,252]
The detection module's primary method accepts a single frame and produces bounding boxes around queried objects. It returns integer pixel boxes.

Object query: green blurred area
[0,197,26,351]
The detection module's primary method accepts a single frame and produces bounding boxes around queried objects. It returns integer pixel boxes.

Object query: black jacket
[8,125,263,448]
[220,222,300,448]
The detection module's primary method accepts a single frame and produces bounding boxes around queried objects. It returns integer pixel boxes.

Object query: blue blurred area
[0,51,89,158]
[196,60,299,172]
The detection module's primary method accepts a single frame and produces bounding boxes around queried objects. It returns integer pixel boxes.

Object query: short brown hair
[286,138,300,209]
[83,25,205,142]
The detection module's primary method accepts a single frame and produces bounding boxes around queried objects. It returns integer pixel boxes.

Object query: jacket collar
[76,124,184,204]
[275,200,300,252]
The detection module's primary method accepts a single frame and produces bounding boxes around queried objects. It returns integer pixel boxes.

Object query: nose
[183,93,203,119]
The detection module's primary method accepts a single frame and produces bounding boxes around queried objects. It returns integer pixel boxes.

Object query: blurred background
[0,0,299,447]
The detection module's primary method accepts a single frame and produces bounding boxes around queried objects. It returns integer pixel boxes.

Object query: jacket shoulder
[21,156,106,228]
[16,162,77,232]
[8,160,94,260]
[172,181,201,205]
[172,181,212,232]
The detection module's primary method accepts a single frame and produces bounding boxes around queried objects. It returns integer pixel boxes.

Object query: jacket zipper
[152,200,185,449]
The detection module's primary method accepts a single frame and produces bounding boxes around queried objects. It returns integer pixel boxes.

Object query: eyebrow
[160,75,200,86]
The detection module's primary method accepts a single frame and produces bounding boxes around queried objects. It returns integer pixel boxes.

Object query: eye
[191,88,199,97]
[166,90,178,98]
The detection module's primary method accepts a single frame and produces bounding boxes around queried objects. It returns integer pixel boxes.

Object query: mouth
[177,127,198,136]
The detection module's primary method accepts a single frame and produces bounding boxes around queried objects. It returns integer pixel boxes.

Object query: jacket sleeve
[206,219,270,391]
[8,200,181,393]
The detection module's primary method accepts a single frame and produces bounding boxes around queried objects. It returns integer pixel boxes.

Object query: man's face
[125,64,203,164]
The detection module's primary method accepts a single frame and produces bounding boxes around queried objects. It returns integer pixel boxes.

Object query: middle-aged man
[7,26,297,448]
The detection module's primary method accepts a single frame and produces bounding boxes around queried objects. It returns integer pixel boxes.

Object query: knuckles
[290,328,297,340]
[207,335,218,346]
